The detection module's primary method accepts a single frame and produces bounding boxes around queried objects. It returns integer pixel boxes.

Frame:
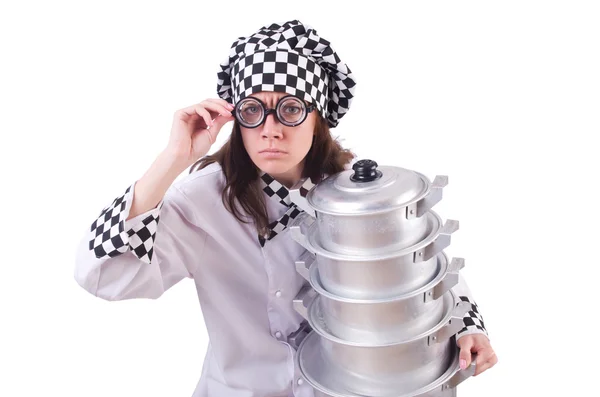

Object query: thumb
[458,337,474,370]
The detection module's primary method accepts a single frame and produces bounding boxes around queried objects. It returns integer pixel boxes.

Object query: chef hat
[216,20,356,128]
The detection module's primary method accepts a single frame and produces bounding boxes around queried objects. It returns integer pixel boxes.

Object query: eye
[242,106,261,116]
[282,105,301,114]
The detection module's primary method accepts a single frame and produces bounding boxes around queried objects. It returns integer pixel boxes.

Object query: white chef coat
[74,162,488,397]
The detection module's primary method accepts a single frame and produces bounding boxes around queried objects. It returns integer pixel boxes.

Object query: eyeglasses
[231,95,316,128]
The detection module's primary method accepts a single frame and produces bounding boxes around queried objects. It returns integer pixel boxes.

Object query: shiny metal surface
[299,255,463,343]
[314,209,430,254]
[296,305,473,397]
[306,166,429,215]
[299,248,439,300]
[288,164,448,254]
[288,161,476,396]
[295,211,448,260]
[312,300,469,395]
[291,213,459,299]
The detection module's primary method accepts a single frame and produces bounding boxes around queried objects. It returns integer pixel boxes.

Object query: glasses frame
[231,95,316,128]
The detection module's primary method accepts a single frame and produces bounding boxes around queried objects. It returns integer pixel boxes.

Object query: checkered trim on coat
[126,211,161,264]
[258,173,317,246]
[457,296,488,337]
[217,20,356,128]
[88,183,163,264]
[261,173,292,207]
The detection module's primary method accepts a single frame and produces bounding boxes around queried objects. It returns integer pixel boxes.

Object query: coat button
[297,378,304,385]
[275,331,282,338]
[275,290,282,297]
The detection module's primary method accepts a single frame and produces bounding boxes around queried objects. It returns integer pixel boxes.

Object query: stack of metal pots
[289,159,476,397]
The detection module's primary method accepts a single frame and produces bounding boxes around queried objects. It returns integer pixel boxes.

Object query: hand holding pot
[457,334,498,376]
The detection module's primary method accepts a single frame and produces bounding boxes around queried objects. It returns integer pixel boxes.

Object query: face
[238,91,316,187]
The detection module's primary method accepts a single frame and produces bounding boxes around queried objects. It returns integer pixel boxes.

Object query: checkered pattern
[296,177,316,198]
[230,49,330,115]
[258,205,303,247]
[126,211,162,263]
[89,184,163,264]
[258,172,317,246]
[217,20,356,128]
[261,173,292,207]
[457,296,488,337]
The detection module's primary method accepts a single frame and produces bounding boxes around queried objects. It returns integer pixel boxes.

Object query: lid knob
[350,159,383,182]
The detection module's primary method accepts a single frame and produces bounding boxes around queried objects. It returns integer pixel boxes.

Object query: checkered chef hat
[216,20,356,128]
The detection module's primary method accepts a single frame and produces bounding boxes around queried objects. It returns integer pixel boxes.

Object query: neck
[270,172,300,189]
[266,162,304,189]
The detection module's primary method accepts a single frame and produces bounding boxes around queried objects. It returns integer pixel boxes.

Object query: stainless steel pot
[294,289,471,396]
[293,253,465,343]
[296,330,476,397]
[290,159,449,255]
[291,211,459,300]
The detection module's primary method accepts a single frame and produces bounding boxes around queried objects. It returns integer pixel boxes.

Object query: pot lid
[307,159,430,215]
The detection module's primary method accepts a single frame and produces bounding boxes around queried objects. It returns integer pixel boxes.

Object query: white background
[1,0,598,396]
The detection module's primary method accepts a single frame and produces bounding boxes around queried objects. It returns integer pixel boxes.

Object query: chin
[251,154,294,173]
[256,160,292,176]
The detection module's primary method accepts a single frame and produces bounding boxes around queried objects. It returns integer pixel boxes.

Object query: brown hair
[189,114,355,237]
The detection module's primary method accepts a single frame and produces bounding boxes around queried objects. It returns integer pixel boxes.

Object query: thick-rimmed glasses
[231,95,316,128]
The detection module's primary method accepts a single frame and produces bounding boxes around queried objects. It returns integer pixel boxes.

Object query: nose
[261,112,283,139]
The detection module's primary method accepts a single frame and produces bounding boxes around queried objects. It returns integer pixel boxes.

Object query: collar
[258,172,317,246]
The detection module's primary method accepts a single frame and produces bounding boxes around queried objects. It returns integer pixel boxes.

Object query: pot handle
[414,219,459,262]
[413,354,476,396]
[443,354,477,389]
[289,212,316,254]
[295,250,316,282]
[427,300,471,346]
[289,178,316,218]
[292,282,317,321]
[413,175,448,218]
[424,257,465,302]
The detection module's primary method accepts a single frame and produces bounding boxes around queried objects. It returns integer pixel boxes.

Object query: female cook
[75,19,497,397]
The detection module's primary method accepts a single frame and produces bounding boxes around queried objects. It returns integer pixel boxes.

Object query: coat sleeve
[74,180,208,301]
[451,273,490,342]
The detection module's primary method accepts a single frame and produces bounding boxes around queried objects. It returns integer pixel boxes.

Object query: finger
[474,355,497,376]
[208,113,234,137]
[457,338,474,370]
[176,105,212,128]
[176,106,200,122]
[475,348,495,367]
[193,106,214,128]
[474,350,497,376]
[201,99,235,119]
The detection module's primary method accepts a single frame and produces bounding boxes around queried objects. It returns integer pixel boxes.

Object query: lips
[260,149,287,154]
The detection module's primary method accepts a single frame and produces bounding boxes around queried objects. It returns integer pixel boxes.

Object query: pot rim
[306,287,460,347]
[305,211,443,261]
[309,252,448,304]
[296,329,462,397]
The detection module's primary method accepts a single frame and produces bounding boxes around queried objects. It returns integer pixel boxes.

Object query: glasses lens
[238,99,263,127]
[278,97,306,125]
